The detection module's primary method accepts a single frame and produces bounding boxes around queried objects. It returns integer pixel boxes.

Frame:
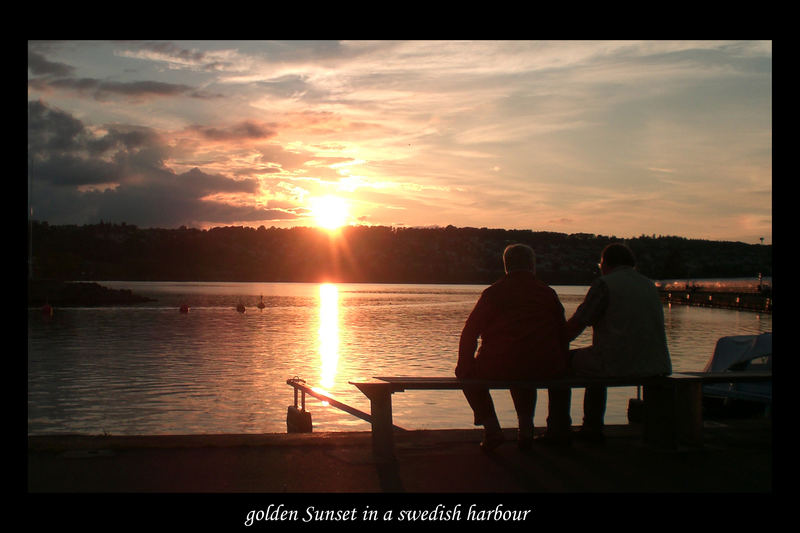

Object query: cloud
[188,121,277,141]
[28,100,296,227]
[28,43,222,102]
[28,50,75,77]
[29,76,218,101]
[127,42,210,67]
[26,41,772,242]
[256,144,312,171]
[28,99,87,154]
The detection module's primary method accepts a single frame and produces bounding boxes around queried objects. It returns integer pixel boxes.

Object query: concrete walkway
[28,419,771,493]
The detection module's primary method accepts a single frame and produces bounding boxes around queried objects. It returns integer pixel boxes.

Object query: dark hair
[503,244,536,273]
[601,243,636,269]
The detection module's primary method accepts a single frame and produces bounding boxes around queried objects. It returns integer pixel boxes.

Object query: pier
[655,277,772,314]
[659,289,771,313]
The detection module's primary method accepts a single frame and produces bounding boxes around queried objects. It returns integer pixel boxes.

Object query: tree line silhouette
[28,221,772,285]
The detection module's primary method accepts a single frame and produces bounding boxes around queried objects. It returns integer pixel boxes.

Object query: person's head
[599,243,636,274]
[503,244,536,274]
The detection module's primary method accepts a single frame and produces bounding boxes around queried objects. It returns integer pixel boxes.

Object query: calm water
[27,281,772,436]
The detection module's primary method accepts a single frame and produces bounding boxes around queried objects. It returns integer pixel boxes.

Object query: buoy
[257,295,266,310]
[179,304,189,313]
[42,303,53,317]
[236,303,246,313]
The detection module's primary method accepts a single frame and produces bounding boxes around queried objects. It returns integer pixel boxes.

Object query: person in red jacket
[456,244,569,452]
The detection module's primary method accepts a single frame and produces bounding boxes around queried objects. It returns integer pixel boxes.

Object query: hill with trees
[27,221,772,286]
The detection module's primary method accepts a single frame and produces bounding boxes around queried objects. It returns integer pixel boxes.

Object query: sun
[310,195,349,231]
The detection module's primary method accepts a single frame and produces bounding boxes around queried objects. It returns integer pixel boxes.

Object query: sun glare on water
[310,195,349,231]
[318,283,339,390]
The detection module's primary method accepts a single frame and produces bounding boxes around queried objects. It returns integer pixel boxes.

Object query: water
[27,281,772,436]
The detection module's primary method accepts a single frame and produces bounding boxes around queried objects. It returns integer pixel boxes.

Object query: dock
[659,289,771,313]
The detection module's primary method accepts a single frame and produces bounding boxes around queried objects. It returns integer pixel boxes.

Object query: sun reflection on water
[318,283,339,391]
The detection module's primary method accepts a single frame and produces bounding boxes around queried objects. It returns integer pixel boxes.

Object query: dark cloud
[29,100,169,178]
[86,125,164,157]
[39,77,206,101]
[176,168,259,195]
[32,154,123,187]
[28,99,86,154]
[28,100,294,228]
[28,46,220,101]
[190,121,277,141]
[28,50,75,77]
[86,169,288,228]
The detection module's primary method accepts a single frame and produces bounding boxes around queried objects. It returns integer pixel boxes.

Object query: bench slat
[353,371,771,391]
[668,371,772,383]
[370,376,657,387]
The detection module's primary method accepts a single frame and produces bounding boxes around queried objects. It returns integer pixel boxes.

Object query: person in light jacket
[540,242,671,446]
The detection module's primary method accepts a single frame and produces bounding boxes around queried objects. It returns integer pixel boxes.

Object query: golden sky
[28,40,772,243]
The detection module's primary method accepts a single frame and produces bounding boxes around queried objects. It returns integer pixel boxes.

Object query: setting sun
[310,195,349,230]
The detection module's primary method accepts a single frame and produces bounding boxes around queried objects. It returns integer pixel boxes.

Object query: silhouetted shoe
[479,432,505,453]
[574,429,605,445]
[534,431,572,447]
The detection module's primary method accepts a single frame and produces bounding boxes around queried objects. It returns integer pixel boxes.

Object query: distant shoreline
[28,222,772,286]
[27,276,773,309]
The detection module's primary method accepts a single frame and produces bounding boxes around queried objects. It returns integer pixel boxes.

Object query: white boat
[702,332,771,416]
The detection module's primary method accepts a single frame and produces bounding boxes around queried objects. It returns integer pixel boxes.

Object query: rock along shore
[27,279,156,307]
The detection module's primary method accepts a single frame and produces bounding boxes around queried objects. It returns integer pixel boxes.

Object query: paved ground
[29,419,772,492]
[27,420,773,528]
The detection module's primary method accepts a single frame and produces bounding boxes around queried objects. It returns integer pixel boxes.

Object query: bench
[348,372,772,461]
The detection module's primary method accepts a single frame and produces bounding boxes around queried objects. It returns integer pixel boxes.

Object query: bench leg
[371,392,395,461]
[643,381,704,449]
[674,381,703,447]
[361,387,395,462]
[643,382,677,449]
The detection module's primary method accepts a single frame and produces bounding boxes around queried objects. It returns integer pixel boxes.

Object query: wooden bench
[349,372,772,461]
